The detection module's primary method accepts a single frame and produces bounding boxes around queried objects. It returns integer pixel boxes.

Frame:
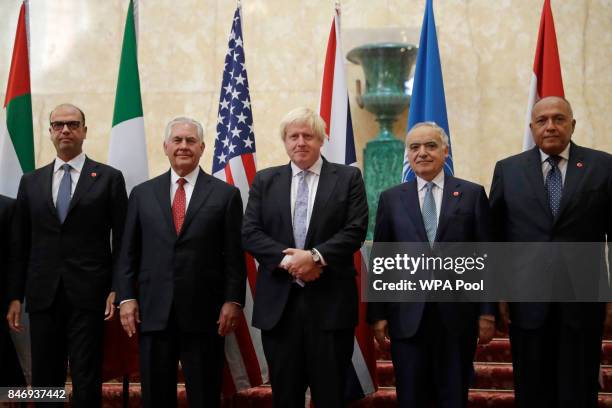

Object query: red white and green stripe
[0,0,34,198]
[523,0,564,151]
[108,0,148,193]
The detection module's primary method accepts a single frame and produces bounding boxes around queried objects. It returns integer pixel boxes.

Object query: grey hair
[164,117,204,143]
[407,121,449,147]
[279,107,327,142]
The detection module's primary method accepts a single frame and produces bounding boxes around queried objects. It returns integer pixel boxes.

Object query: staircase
[98,332,612,407]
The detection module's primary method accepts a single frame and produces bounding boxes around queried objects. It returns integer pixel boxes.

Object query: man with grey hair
[116,116,245,407]
[243,107,368,407]
[368,121,495,407]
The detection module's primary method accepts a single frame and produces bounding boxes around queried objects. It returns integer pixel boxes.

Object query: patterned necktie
[56,163,72,223]
[172,178,187,234]
[545,155,563,217]
[293,171,309,249]
[422,182,438,245]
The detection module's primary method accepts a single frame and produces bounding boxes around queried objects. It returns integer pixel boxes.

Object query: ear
[83,126,88,138]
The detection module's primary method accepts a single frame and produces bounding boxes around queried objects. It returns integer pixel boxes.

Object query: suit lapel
[67,157,99,214]
[40,162,57,217]
[305,160,338,247]
[400,180,429,242]
[154,171,175,236]
[524,146,552,219]
[180,169,214,236]
[277,164,294,247]
[436,176,462,241]
[556,142,585,222]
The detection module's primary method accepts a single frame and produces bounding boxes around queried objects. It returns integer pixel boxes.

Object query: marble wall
[1,0,610,190]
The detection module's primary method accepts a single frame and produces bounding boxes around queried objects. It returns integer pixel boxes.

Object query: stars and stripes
[212,4,268,395]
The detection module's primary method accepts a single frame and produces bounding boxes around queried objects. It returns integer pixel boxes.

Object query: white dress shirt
[540,143,570,185]
[170,166,200,209]
[416,170,444,223]
[52,152,86,205]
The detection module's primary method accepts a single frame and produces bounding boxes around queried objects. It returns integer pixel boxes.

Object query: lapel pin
[576,162,583,168]
[91,172,97,177]
[452,191,460,197]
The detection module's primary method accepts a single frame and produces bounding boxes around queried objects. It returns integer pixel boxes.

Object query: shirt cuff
[119,299,136,306]
[312,248,326,266]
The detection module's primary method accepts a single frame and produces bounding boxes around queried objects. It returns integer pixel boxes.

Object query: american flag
[212,4,268,394]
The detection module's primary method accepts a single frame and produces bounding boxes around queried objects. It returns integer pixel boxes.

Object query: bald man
[490,96,612,408]
[6,104,128,407]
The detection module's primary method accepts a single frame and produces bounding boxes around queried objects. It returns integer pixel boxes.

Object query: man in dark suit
[242,107,368,407]
[490,96,612,408]
[5,104,127,406]
[117,117,245,408]
[367,122,495,407]
[0,195,26,387]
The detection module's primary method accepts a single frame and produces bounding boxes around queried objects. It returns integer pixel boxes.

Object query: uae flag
[0,0,34,198]
[522,0,564,151]
[108,0,148,193]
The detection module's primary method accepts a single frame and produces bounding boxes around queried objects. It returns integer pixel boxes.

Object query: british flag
[212,4,268,395]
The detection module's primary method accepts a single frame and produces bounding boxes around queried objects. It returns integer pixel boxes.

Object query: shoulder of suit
[84,157,124,177]
[254,164,288,179]
[448,176,484,192]
[573,144,612,162]
[0,194,15,208]
[495,149,533,167]
[380,181,413,198]
[205,173,240,193]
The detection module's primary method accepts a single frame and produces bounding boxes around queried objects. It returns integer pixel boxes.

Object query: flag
[212,5,268,394]
[402,0,453,182]
[522,0,564,151]
[319,6,377,400]
[108,0,148,193]
[102,0,144,382]
[0,0,34,384]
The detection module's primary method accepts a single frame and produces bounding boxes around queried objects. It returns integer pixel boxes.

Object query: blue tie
[293,171,309,249]
[422,182,437,245]
[56,163,72,223]
[545,156,562,217]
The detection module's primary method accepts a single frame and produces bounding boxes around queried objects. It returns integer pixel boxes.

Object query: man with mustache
[116,117,245,408]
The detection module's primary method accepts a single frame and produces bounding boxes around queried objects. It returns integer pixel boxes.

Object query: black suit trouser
[29,282,104,408]
[390,303,477,408]
[510,302,604,408]
[139,309,225,408]
[261,285,354,408]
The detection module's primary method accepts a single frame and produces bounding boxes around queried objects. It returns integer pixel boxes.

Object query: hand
[371,320,389,350]
[217,302,241,337]
[119,300,140,338]
[6,300,23,333]
[104,291,116,321]
[478,315,495,345]
[282,248,322,282]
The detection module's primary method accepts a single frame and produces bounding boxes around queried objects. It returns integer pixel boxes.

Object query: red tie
[172,178,187,234]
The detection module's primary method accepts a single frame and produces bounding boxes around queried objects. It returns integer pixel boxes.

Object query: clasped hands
[280,248,322,282]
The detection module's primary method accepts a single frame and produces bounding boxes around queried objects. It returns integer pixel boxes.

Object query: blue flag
[402,0,454,182]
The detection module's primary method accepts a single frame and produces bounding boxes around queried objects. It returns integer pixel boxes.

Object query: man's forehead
[407,128,442,144]
[532,97,571,117]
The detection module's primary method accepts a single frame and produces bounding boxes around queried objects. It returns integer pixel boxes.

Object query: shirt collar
[539,143,570,164]
[416,170,445,192]
[54,152,86,174]
[171,166,200,186]
[291,155,323,177]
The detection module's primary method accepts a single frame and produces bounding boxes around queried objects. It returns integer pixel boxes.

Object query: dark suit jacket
[489,143,612,329]
[7,157,127,312]
[367,176,494,339]
[115,168,246,334]
[242,158,368,331]
[0,195,15,310]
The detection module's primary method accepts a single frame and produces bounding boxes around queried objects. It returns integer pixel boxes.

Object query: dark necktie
[172,178,187,234]
[545,156,562,217]
[56,163,72,223]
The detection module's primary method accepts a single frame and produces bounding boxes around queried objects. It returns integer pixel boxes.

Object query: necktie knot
[62,163,72,173]
[425,182,435,193]
[547,155,561,168]
[177,178,186,187]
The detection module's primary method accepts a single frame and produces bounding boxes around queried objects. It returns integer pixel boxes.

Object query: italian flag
[523,0,564,151]
[0,1,34,198]
[108,0,148,193]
